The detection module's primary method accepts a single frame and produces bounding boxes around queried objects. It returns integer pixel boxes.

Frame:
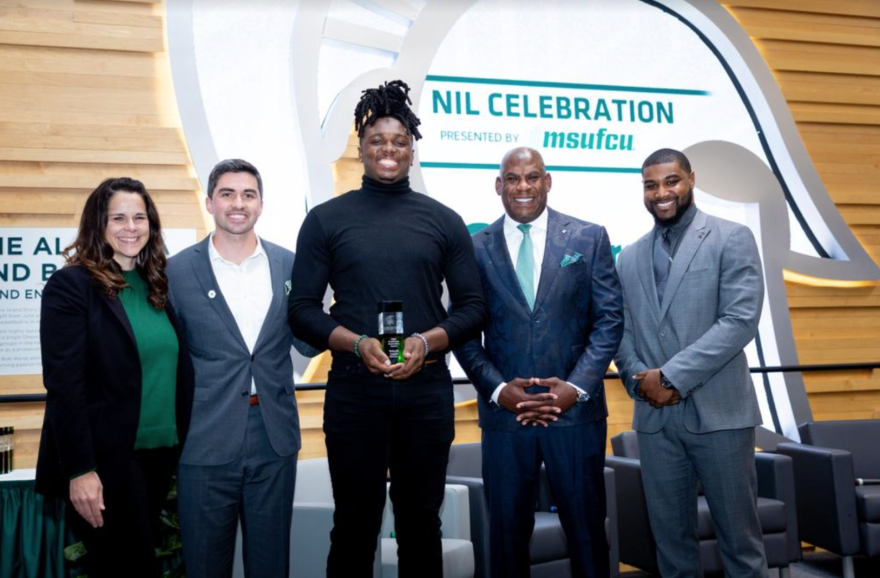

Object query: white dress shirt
[208,234,272,395]
[491,210,586,404]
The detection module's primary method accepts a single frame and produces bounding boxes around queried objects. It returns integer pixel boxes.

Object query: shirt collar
[208,233,266,265]
[503,207,549,238]
[654,203,697,239]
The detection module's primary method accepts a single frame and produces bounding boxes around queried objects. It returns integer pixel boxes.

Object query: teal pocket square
[284,280,292,295]
[560,252,584,267]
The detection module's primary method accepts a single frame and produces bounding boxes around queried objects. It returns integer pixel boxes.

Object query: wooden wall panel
[721,2,880,424]
[731,7,880,47]
[724,0,880,19]
[0,4,163,52]
[775,72,880,107]
[0,0,205,469]
[2,1,880,469]
[757,39,880,76]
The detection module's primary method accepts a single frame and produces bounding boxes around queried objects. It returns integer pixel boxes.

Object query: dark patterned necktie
[654,229,672,304]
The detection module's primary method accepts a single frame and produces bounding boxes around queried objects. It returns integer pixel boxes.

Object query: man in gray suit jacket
[167,159,315,578]
[614,149,769,577]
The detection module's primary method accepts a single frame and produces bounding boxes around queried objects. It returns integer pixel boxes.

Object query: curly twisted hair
[354,80,422,141]
[63,177,168,310]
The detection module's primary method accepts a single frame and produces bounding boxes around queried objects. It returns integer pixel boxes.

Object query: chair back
[800,420,880,479]
[293,457,334,503]
[379,484,471,541]
[611,431,640,459]
[447,442,483,477]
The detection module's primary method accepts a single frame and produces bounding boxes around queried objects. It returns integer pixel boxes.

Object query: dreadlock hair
[63,177,169,310]
[354,80,422,141]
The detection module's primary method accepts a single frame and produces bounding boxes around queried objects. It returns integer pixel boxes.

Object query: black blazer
[35,265,194,498]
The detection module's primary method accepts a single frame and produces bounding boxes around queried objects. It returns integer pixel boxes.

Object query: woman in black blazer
[35,178,194,578]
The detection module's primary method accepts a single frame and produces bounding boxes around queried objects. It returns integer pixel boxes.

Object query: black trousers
[323,358,455,578]
[67,445,179,578]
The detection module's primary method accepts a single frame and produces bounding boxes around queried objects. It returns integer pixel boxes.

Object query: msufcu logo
[167,0,880,447]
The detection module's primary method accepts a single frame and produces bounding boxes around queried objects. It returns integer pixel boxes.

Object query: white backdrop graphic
[167,0,880,446]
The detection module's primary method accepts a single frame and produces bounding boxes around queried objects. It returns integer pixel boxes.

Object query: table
[0,469,69,578]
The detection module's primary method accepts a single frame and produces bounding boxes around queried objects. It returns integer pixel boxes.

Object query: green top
[119,270,179,450]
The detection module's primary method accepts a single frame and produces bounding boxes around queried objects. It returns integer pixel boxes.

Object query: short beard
[651,186,694,227]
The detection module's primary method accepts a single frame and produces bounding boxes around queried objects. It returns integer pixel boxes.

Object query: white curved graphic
[167,0,879,446]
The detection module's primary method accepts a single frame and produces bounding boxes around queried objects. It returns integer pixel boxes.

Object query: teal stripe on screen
[424,75,710,96]
[421,162,641,174]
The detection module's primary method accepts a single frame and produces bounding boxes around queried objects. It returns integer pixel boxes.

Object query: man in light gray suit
[167,159,315,578]
[614,148,769,577]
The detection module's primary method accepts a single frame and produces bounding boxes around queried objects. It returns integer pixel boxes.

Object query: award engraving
[378,301,405,364]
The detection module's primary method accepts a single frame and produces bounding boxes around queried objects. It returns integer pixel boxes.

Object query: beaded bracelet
[411,332,429,357]
[353,334,368,358]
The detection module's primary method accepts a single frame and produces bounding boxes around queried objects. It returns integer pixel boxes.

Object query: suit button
[660,331,666,337]
[241,390,249,396]
[250,354,255,362]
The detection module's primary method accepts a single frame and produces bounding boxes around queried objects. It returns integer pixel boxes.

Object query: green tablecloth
[0,473,68,578]
[1,470,185,578]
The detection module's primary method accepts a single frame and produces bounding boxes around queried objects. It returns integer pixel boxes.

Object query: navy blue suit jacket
[455,208,623,432]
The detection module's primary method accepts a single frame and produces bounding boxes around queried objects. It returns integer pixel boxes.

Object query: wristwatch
[659,371,675,390]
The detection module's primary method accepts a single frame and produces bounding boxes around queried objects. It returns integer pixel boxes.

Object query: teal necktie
[516,223,536,310]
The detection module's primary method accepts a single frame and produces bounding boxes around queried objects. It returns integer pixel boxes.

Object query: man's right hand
[634,369,683,408]
[69,471,104,528]
[498,378,559,427]
[328,327,400,376]
[357,337,399,375]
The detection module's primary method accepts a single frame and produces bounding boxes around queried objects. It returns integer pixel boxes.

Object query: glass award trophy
[378,301,405,364]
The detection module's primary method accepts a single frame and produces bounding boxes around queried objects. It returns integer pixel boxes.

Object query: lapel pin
[208,290,216,299]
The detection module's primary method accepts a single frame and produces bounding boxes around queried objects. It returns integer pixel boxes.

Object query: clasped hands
[358,336,426,380]
[498,377,579,427]
[634,368,681,409]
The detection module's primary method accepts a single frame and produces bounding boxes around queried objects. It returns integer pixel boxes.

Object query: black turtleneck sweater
[288,176,486,358]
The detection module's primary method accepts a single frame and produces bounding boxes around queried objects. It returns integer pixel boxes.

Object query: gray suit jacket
[614,209,764,434]
[167,236,312,466]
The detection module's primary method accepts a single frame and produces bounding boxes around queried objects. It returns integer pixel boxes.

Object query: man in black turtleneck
[288,81,486,577]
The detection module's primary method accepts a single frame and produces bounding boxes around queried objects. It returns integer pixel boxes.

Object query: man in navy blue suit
[455,147,624,577]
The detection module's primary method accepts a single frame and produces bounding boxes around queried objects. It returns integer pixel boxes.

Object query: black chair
[777,419,880,578]
[606,431,799,577]
[445,442,619,578]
